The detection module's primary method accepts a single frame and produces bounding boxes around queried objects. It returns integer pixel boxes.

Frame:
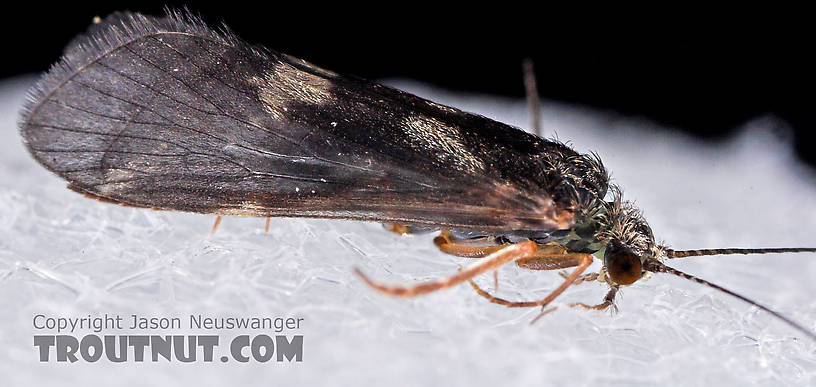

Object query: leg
[571,286,619,312]
[530,306,559,324]
[381,223,437,235]
[433,230,509,258]
[433,229,509,290]
[559,271,601,285]
[265,217,271,234]
[210,215,222,235]
[523,58,542,137]
[515,243,582,270]
[355,241,537,298]
[383,223,412,235]
[467,252,593,308]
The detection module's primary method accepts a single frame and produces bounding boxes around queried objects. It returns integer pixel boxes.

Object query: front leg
[571,286,619,312]
[559,271,602,285]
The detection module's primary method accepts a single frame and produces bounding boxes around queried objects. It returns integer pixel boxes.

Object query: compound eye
[606,248,642,285]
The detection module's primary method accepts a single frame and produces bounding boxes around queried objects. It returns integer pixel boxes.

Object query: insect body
[19,11,816,339]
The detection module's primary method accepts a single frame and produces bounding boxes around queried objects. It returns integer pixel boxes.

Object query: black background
[3,3,812,168]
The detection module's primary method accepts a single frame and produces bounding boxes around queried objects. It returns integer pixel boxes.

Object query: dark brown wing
[20,11,607,233]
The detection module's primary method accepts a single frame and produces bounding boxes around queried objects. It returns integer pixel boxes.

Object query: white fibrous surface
[1,76,815,386]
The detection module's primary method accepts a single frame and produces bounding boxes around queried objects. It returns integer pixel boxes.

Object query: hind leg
[356,241,538,297]
[433,230,509,258]
[384,227,514,258]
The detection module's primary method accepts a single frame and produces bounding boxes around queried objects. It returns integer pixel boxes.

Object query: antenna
[667,247,816,258]
[642,259,816,341]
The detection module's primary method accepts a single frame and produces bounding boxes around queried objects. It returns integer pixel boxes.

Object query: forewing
[20,11,575,233]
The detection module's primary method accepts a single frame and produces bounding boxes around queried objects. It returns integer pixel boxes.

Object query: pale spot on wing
[252,62,335,119]
[402,116,485,173]
[106,169,134,181]
[97,181,134,196]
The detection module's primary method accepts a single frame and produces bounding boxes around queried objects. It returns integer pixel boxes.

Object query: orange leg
[383,223,413,235]
[381,223,438,235]
[467,252,593,308]
[265,217,271,234]
[571,286,619,312]
[559,271,601,285]
[355,241,537,298]
[433,230,509,258]
[531,306,559,323]
[210,216,222,235]
[515,244,584,270]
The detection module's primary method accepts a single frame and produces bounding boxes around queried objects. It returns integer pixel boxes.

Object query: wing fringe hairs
[20,10,259,124]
